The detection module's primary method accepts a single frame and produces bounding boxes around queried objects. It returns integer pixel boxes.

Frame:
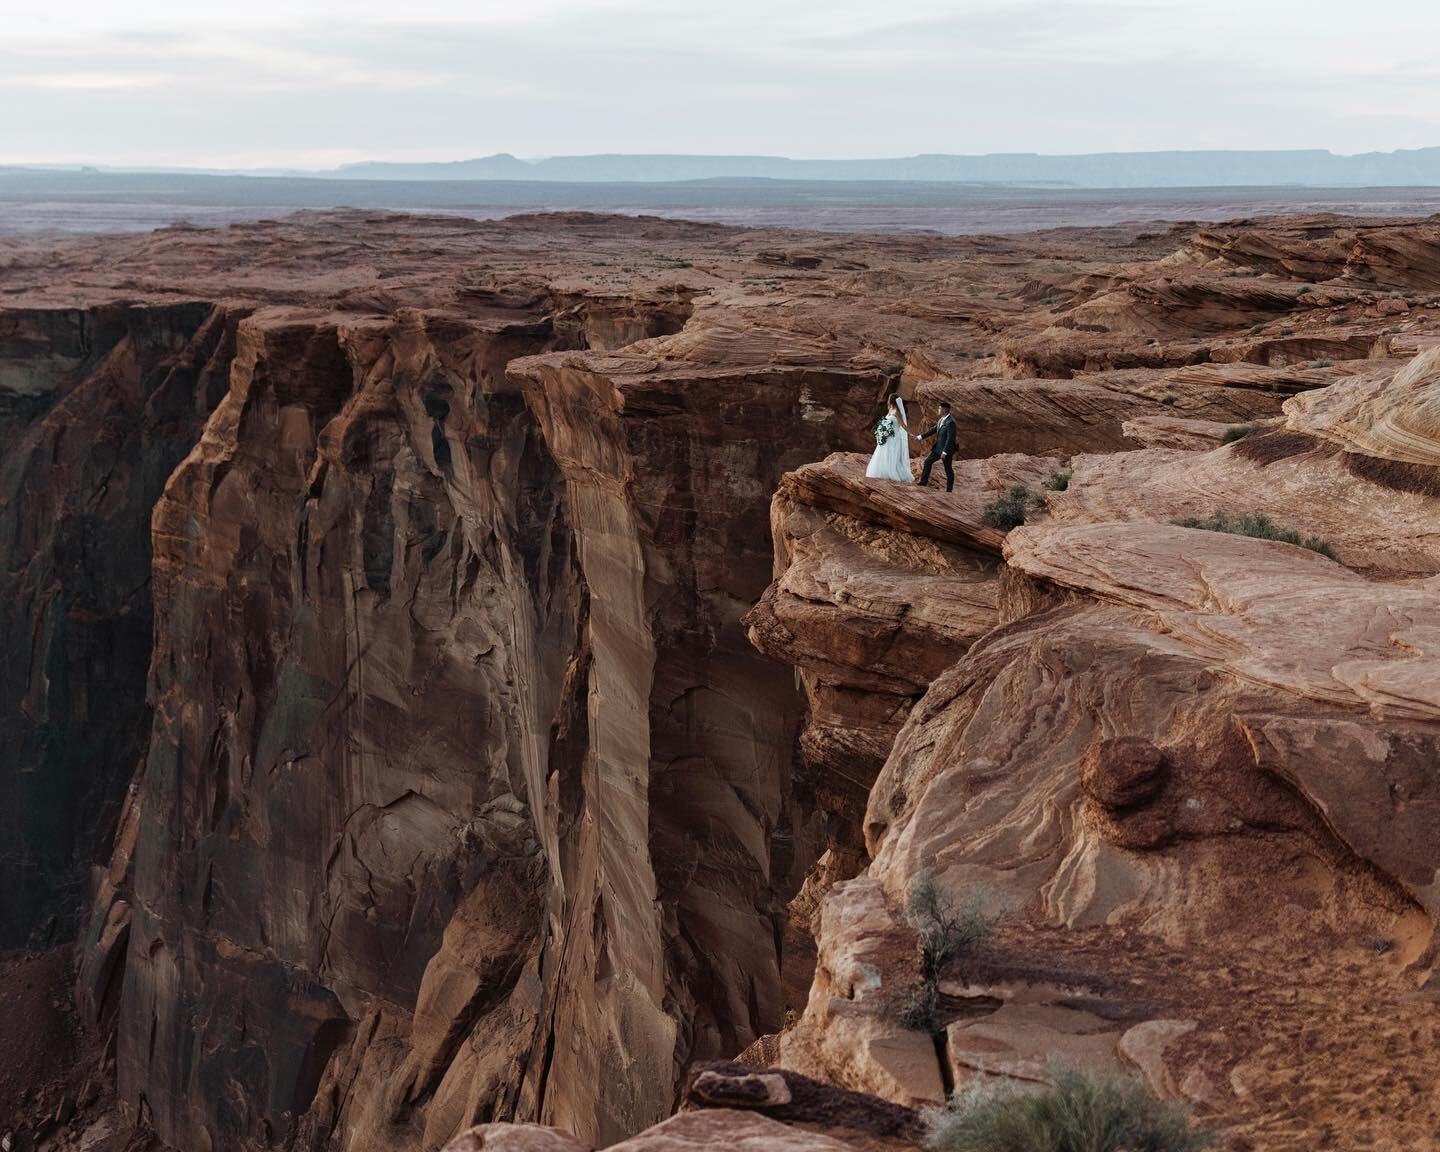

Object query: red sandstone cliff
[3,210,1440,1152]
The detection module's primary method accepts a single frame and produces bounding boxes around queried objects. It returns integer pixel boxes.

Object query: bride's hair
[887,393,900,411]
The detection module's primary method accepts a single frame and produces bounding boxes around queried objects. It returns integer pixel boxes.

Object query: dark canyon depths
[4,209,1440,1152]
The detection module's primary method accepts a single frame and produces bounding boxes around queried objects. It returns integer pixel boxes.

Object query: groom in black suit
[914,401,957,492]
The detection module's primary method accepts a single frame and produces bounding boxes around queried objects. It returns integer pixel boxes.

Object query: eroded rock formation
[3,208,1440,1152]
[758,349,1440,1149]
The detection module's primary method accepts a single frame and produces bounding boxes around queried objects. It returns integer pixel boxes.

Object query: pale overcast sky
[3,0,1438,168]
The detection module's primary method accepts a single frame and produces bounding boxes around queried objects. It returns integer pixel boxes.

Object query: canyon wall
[12,285,882,1150]
[6,211,1440,1152]
[0,300,240,947]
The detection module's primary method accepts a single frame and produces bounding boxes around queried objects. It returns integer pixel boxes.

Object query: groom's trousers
[919,448,954,492]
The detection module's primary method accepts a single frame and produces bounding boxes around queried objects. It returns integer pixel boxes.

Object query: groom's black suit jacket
[920,414,957,455]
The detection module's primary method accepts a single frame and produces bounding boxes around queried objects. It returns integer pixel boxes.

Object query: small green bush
[1172,511,1338,561]
[1297,284,1314,295]
[1311,359,1334,368]
[1219,424,1260,445]
[1248,323,1266,335]
[926,1067,1215,1152]
[982,486,1041,530]
[1043,468,1072,491]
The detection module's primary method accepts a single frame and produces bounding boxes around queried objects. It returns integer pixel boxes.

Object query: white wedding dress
[865,398,912,482]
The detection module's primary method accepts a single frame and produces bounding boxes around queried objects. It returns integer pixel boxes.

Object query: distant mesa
[322,147,1440,188]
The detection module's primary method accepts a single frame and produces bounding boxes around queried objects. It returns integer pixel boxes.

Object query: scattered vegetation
[1157,392,1178,406]
[1310,359,1334,368]
[1219,424,1261,445]
[1171,511,1339,561]
[1248,323,1266,335]
[982,485,1042,530]
[925,1067,1215,1152]
[1043,467,1072,491]
[1297,284,1314,295]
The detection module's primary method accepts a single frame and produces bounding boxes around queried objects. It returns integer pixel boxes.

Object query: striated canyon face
[3,210,1440,1152]
[86,302,884,1150]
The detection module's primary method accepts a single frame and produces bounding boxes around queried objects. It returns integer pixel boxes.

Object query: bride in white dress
[866,394,912,482]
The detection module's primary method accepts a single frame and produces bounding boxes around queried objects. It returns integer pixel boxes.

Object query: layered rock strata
[3,210,1440,1152]
[65,296,882,1150]
[755,348,1440,1149]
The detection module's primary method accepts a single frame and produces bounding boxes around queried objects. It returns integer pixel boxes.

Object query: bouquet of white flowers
[875,418,894,446]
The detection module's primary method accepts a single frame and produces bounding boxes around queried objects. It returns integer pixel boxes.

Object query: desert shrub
[1297,284,1314,294]
[1158,392,1177,406]
[1311,358,1334,368]
[1172,511,1338,561]
[893,872,991,1033]
[906,871,989,983]
[1248,323,1266,335]
[982,486,1040,530]
[926,1067,1215,1152]
[1219,424,1260,445]
[1043,468,1072,491]
[895,980,942,1032]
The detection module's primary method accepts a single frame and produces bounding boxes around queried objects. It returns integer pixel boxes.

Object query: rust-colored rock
[442,1124,590,1152]
[3,207,1440,1152]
